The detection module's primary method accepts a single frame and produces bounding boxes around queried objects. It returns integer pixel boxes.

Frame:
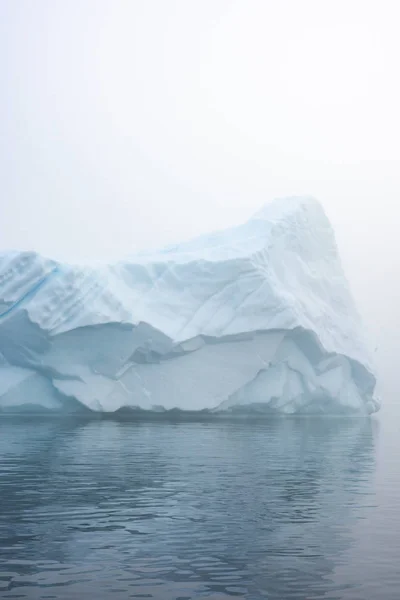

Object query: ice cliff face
[0,197,379,415]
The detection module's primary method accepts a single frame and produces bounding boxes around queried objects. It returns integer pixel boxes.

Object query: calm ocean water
[0,413,398,599]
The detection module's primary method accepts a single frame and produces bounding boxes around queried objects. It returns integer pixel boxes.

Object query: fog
[1,0,399,396]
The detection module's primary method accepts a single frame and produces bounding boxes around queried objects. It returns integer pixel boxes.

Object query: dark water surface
[0,414,397,599]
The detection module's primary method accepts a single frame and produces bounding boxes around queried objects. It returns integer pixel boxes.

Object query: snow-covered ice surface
[0,197,379,415]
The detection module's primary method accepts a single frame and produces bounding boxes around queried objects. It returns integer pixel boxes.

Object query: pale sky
[1,0,399,392]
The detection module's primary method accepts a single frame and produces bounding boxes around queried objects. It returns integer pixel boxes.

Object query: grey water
[0,413,398,599]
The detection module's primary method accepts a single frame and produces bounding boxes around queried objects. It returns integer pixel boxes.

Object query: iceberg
[0,197,379,415]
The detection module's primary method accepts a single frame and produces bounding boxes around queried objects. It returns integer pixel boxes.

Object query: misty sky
[1,0,399,392]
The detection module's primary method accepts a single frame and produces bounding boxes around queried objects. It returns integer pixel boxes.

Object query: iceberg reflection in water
[0,416,378,599]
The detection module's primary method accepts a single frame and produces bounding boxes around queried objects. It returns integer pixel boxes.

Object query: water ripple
[0,416,388,599]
